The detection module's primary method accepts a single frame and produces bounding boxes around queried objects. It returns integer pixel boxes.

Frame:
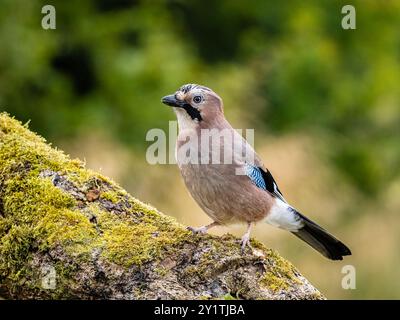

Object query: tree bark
[0,113,324,300]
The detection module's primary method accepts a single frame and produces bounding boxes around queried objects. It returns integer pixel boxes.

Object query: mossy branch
[0,113,324,300]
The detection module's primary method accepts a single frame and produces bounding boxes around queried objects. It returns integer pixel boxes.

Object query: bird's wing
[244,163,287,203]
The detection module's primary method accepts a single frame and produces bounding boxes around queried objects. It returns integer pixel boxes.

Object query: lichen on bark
[0,113,324,300]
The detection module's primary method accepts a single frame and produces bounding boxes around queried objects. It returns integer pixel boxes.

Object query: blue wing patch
[244,163,287,203]
[244,164,266,190]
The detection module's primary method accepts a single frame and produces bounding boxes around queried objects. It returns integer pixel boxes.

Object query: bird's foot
[240,233,252,253]
[187,226,208,235]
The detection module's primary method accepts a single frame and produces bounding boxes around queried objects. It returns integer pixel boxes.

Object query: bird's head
[161,84,224,128]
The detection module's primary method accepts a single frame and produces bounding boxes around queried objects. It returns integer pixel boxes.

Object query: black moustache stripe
[182,103,202,121]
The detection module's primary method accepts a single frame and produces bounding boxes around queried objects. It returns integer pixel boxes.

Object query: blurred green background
[1,0,399,299]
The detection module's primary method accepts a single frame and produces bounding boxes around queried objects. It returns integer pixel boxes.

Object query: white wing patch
[265,199,304,232]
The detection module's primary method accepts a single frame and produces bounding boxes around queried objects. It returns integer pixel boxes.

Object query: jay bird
[162,84,351,260]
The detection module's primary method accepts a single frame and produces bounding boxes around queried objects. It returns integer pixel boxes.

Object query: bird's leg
[241,222,253,252]
[187,221,219,235]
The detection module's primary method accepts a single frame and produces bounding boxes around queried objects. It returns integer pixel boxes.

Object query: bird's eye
[192,95,203,104]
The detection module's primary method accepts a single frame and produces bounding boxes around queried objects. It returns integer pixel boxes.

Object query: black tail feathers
[291,211,351,260]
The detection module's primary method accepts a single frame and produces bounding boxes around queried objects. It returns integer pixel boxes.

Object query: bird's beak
[161,94,182,108]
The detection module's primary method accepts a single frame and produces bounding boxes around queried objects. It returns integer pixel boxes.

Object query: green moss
[222,293,238,300]
[100,191,120,203]
[0,224,33,280]
[35,208,100,254]
[153,266,168,277]
[260,271,289,291]
[259,247,302,292]
[97,208,188,267]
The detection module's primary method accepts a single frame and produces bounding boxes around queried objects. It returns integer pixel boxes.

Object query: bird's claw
[187,226,208,235]
[240,234,252,253]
